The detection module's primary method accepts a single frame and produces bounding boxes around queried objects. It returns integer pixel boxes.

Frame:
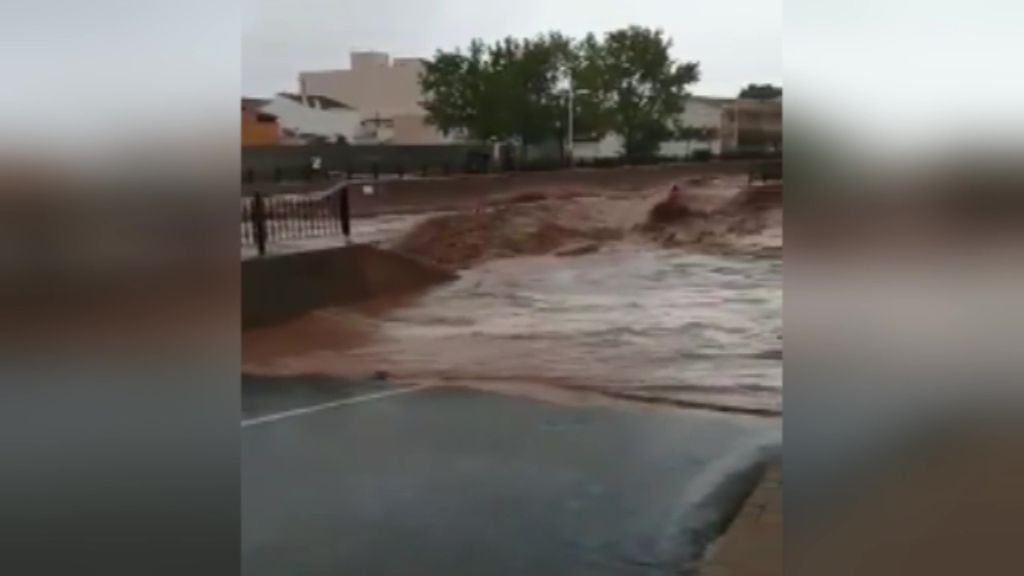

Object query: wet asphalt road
[242,375,779,576]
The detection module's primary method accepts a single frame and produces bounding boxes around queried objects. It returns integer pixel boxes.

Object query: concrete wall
[573,134,624,160]
[243,244,456,330]
[573,132,720,160]
[391,114,461,145]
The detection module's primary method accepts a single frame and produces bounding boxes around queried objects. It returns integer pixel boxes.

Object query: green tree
[420,39,496,140]
[566,33,612,141]
[420,33,573,161]
[513,33,574,157]
[421,27,698,163]
[573,26,700,160]
[739,83,782,99]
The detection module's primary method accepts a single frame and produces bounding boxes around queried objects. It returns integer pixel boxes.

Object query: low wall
[242,245,456,330]
[243,144,490,181]
[349,161,753,216]
[246,161,755,217]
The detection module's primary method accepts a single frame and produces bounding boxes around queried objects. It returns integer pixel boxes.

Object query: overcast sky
[243,0,782,98]
[786,0,1024,156]
[6,0,1021,158]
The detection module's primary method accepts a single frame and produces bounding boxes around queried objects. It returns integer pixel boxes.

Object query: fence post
[337,185,351,242]
[372,162,380,180]
[252,192,268,256]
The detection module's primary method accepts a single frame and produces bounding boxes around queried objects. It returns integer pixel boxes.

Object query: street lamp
[566,81,590,166]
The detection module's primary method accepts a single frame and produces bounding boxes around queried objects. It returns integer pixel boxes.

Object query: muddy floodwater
[244,241,782,414]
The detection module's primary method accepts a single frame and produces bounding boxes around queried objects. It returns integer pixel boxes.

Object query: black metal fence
[242,187,351,256]
[242,144,491,184]
[242,143,783,185]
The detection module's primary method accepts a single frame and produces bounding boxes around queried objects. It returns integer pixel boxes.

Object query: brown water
[244,242,782,414]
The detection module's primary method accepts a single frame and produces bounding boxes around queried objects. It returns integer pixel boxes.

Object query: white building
[661,96,732,157]
[260,93,361,144]
[573,95,733,160]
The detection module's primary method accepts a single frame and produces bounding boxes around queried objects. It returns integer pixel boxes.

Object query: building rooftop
[278,92,353,110]
[241,97,271,110]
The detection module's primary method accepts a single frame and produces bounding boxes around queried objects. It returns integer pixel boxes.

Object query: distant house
[241,98,279,147]
[721,97,782,154]
[663,96,734,157]
[572,94,781,160]
[260,93,361,145]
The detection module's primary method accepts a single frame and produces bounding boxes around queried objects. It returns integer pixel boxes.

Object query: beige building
[299,51,454,145]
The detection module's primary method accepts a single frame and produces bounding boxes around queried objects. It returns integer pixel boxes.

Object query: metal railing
[242,185,351,256]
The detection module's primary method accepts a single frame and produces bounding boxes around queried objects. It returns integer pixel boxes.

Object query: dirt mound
[485,185,597,208]
[640,182,783,256]
[644,187,695,228]
[395,199,624,269]
[647,199,692,226]
[393,179,783,268]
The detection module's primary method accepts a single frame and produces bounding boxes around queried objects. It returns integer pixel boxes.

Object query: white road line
[241,385,429,428]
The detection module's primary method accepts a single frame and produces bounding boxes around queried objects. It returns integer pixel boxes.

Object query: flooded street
[244,178,782,414]
[245,241,781,414]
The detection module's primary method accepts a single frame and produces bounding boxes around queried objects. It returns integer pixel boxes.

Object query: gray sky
[786,0,1024,157]
[9,0,1019,159]
[2,0,239,157]
[243,0,782,98]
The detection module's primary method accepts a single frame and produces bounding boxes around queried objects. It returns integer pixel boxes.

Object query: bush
[690,149,712,162]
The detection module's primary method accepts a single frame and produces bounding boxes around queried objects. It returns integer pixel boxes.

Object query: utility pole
[567,76,574,166]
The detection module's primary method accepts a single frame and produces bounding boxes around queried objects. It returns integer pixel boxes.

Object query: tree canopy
[572,27,700,159]
[420,33,572,151]
[738,83,782,100]
[420,27,700,160]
